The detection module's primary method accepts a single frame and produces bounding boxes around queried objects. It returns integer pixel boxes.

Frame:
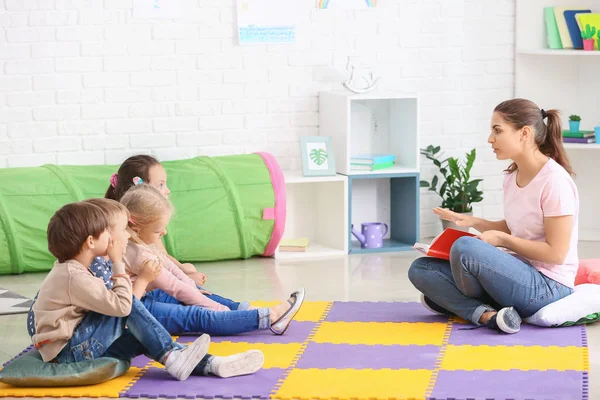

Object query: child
[120,183,304,336]
[105,155,206,285]
[32,199,264,379]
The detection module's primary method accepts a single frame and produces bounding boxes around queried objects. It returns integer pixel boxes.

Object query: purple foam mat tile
[130,354,152,368]
[176,321,316,344]
[448,322,585,346]
[431,370,584,400]
[294,342,440,369]
[325,301,448,323]
[121,367,286,399]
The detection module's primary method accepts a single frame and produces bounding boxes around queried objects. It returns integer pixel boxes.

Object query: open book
[413,228,476,260]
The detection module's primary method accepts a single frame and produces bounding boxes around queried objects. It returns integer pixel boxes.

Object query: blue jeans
[141,289,270,335]
[53,297,216,375]
[408,236,573,325]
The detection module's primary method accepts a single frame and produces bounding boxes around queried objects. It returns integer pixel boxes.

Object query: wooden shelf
[283,170,346,184]
[563,143,600,150]
[345,166,420,177]
[275,242,347,260]
[350,239,414,254]
[518,49,600,56]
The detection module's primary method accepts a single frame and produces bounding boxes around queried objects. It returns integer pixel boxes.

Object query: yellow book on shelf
[279,237,310,248]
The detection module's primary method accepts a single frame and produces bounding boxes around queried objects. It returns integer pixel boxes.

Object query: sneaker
[420,294,453,316]
[486,307,521,334]
[210,350,265,378]
[164,334,211,381]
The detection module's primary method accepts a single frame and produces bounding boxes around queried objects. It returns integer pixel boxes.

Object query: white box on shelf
[319,91,419,176]
[274,171,348,260]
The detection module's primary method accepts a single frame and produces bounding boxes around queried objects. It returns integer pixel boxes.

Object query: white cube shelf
[273,171,349,260]
[319,92,419,176]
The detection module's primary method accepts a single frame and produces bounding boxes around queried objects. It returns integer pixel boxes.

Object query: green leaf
[431,175,438,189]
[433,146,441,154]
[309,148,328,166]
[420,181,430,188]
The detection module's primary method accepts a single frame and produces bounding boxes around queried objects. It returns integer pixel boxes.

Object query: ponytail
[494,99,574,176]
[104,155,161,201]
[539,109,574,176]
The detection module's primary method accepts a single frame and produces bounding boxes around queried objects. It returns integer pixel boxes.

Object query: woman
[409,98,578,334]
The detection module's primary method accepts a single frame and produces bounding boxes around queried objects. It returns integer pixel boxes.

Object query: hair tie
[128,218,135,225]
[541,109,547,119]
[132,177,143,185]
[109,173,118,188]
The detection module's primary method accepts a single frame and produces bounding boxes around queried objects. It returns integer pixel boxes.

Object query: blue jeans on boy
[54,297,219,375]
[141,288,269,336]
[408,236,573,325]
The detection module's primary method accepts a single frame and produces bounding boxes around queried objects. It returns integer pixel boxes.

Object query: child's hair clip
[128,218,135,225]
[110,173,118,188]
[132,176,143,185]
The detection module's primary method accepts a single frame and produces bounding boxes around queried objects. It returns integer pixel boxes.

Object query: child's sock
[164,334,211,381]
[209,350,264,378]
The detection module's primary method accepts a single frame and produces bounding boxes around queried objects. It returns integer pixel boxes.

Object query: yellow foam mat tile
[250,301,332,322]
[441,345,588,371]
[0,366,143,398]
[274,368,432,400]
[312,321,448,346]
[206,342,303,369]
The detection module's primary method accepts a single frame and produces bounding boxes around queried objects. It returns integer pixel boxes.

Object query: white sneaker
[164,334,210,381]
[210,350,264,378]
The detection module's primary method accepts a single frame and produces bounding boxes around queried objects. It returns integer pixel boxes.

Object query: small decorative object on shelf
[342,56,380,94]
[581,24,596,51]
[299,136,337,177]
[569,114,581,132]
[351,222,389,249]
[419,145,483,232]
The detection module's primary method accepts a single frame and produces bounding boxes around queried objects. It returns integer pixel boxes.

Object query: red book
[413,228,476,260]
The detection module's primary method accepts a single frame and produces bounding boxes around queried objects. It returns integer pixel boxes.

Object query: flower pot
[569,120,580,132]
[583,38,595,51]
[441,211,472,233]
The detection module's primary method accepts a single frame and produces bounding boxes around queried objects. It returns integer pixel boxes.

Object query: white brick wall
[0,0,514,238]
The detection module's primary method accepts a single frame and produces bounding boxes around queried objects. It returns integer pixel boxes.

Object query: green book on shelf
[544,7,563,49]
[563,130,594,138]
[350,161,395,171]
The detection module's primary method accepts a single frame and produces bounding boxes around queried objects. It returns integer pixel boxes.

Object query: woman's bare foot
[479,311,497,325]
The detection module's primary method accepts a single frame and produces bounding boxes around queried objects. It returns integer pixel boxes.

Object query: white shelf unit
[318,92,419,176]
[273,171,349,260]
[318,92,420,254]
[516,0,600,240]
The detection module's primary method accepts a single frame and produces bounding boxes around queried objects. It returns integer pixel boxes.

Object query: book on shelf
[563,130,594,138]
[413,228,476,260]
[563,136,595,144]
[350,161,395,172]
[278,237,309,252]
[350,154,396,165]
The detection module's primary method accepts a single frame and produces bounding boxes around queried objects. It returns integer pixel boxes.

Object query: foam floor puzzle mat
[0,301,589,399]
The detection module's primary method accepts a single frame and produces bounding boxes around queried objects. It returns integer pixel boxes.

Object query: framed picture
[300,136,336,176]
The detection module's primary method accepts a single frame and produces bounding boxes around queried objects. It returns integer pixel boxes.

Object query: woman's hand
[476,230,508,247]
[433,208,478,228]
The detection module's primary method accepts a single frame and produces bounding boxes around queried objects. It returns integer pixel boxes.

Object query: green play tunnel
[0,153,285,275]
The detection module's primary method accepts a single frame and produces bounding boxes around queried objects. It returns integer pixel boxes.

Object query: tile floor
[1,242,599,399]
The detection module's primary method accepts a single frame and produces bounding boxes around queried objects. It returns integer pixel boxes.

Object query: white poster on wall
[133,0,182,19]
[317,0,376,10]
[237,0,297,45]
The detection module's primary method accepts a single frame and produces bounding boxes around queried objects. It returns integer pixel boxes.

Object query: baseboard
[579,229,600,242]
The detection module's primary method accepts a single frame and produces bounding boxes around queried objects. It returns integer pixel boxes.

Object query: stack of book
[278,238,309,252]
[563,130,595,144]
[350,154,396,172]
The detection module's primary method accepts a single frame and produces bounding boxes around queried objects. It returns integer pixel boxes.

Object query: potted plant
[420,145,484,232]
[569,114,581,132]
[581,24,596,51]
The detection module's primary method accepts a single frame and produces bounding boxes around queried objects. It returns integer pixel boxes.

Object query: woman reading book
[409,98,578,334]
